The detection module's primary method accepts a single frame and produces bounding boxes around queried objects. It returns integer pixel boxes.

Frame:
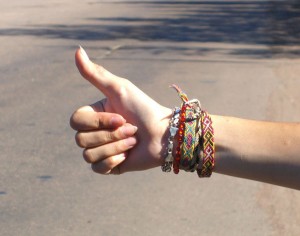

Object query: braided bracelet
[180,100,201,171]
[197,110,215,177]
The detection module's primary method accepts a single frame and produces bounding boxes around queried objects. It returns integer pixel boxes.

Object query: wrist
[157,107,173,166]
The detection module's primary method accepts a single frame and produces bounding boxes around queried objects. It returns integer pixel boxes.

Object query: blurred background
[1,0,300,235]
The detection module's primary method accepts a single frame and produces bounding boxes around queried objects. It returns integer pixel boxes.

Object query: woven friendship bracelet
[180,102,201,171]
[197,111,215,177]
[193,119,204,171]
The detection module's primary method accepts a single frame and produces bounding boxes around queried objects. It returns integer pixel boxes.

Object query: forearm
[212,115,300,190]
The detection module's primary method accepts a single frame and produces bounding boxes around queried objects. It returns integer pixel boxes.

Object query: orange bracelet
[173,103,187,174]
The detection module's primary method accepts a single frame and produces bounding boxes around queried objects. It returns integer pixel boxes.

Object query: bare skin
[70,47,300,190]
[71,47,172,174]
[212,116,300,190]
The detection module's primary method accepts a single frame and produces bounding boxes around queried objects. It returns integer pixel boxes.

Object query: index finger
[70,106,126,131]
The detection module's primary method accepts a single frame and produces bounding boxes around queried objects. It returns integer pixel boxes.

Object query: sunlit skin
[70,47,300,190]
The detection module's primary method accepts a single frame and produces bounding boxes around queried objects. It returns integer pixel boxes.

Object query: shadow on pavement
[1,1,300,58]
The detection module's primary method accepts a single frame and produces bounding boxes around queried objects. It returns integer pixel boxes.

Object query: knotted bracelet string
[162,84,215,178]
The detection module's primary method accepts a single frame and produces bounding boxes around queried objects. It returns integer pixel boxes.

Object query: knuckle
[75,132,86,148]
[86,63,101,80]
[70,110,81,130]
[122,78,131,86]
[113,79,131,97]
[113,140,127,154]
[96,113,107,129]
[83,149,94,163]
[116,127,127,139]
[95,64,105,74]
[104,130,114,143]
[70,106,93,130]
[92,158,115,175]
[122,78,131,88]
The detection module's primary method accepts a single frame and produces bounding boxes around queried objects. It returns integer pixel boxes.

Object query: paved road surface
[1,1,300,235]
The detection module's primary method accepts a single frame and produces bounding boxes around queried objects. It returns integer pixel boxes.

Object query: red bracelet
[173,103,187,174]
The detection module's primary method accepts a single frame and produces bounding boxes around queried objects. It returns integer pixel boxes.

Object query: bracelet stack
[162,85,215,178]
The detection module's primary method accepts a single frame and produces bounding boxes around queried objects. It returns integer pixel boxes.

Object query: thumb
[75,46,122,96]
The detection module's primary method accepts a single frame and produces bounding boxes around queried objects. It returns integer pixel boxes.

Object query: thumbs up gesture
[70,47,172,174]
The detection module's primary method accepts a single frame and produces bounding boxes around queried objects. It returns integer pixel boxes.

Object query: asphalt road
[1,1,300,235]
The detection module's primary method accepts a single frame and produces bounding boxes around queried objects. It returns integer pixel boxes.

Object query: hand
[70,47,172,174]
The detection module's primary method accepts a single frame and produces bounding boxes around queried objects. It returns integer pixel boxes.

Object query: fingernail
[121,125,138,137]
[111,116,126,126]
[124,137,137,147]
[79,45,90,61]
[132,126,138,133]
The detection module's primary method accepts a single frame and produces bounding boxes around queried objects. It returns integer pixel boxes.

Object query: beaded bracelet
[173,103,186,174]
[162,107,180,172]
